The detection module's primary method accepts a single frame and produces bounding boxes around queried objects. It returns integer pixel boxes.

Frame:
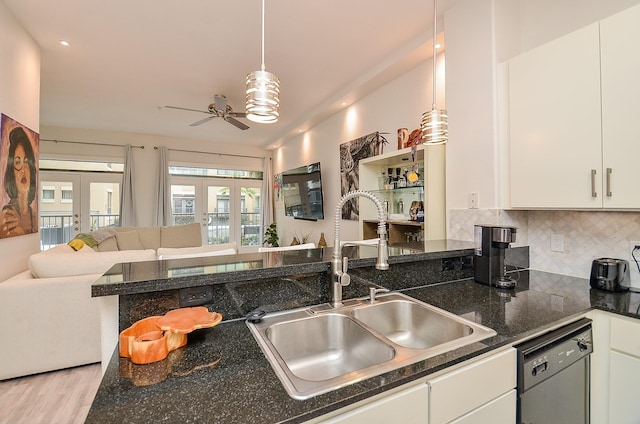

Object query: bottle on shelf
[397,198,404,214]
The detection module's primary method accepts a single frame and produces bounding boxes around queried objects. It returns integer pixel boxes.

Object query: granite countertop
[85,269,640,424]
[91,240,477,297]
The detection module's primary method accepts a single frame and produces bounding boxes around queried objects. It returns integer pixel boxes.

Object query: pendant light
[420,0,448,144]
[246,0,280,123]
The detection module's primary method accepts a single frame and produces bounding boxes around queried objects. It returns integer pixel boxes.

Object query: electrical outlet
[630,240,640,260]
[468,192,479,209]
[550,234,564,252]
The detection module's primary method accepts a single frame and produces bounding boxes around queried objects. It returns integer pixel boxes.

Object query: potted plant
[263,223,279,247]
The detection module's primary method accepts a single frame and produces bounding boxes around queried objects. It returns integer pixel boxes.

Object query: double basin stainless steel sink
[246,292,496,399]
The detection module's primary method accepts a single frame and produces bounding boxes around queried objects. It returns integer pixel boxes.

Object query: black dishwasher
[516,318,593,424]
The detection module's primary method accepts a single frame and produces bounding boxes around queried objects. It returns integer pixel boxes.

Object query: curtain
[262,157,274,239]
[119,144,136,226]
[153,146,172,226]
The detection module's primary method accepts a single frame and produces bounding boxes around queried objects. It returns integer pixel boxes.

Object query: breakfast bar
[86,243,640,423]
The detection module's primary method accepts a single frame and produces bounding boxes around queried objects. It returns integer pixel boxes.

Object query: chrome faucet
[331,190,389,308]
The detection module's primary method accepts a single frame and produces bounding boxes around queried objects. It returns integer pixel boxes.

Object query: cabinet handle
[606,168,612,197]
[591,169,597,198]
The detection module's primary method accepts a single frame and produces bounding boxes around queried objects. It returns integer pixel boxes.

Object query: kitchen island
[86,243,640,423]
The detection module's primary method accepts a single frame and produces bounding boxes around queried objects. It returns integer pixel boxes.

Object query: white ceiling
[4,0,454,150]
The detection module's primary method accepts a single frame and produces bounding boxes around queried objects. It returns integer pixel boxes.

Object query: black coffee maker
[474,224,518,289]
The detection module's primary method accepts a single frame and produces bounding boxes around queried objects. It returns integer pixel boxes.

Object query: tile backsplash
[449,209,640,289]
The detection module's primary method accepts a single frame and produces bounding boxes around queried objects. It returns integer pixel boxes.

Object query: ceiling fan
[164,94,249,130]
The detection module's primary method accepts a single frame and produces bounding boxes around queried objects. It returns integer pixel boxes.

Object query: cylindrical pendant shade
[246,70,280,123]
[421,108,448,144]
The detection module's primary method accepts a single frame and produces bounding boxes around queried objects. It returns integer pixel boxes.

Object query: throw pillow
[68,238,85,251]
[115,230,144,251]
[97,236,119,252]
[160,223,202,248]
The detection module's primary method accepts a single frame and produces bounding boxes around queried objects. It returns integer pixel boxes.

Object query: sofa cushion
[160,223,202,248]
[97,236,119,252]
[157,242,237,260]
[115,230,144,250]
[117,226,161,250]
[28,245,157,278]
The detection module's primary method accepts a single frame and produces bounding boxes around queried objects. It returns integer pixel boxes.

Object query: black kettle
[590,258,630,292]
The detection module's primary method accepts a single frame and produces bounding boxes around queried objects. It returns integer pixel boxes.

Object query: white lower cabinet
[313,348,516,424]
[608,314,640,424]
[448,390,516,424]
[428,348,516,424]
[588,310,640,424]
[608,351,640,424]
[317,383,429,424]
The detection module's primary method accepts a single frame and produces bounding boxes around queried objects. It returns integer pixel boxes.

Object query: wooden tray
[119,307,222,364]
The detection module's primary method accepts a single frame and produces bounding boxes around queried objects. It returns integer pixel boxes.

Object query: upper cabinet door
[600,4,640,208]
[508,23,602,209]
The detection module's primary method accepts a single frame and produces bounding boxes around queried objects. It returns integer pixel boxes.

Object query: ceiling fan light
[246,70,280,124]
[421,108,448,145]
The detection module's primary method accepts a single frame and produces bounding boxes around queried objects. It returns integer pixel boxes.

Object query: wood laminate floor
[0,363,101,424]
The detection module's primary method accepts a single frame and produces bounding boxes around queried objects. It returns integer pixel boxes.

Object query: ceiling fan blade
[224,116,250,130]
[190,116,217,126]
[214,95,227,112]
[228,112,247,118]
[164,105,211,115]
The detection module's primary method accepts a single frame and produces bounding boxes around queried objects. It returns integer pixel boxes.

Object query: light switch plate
[468,192,479,209]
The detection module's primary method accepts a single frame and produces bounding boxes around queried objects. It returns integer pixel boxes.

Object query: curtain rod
[154,146,265,160]
[41,138,145,149]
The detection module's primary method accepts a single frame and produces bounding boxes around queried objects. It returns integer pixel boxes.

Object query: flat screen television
[282,162,324,220]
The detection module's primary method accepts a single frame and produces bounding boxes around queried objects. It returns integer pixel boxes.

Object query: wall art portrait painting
[339,132,386,220]
[0,114,39,239]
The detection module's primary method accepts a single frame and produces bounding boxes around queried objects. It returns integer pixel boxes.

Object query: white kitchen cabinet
[600,4,640,208]
[508,23,602,209]
[587,310,640,424]
[608,314,640,424]
[313,382,429,424]
[507,4,640,209]
[609,351,640,424]
[310,347,516,424]
[448,390,516,424]
[428,348,516,424]
[358,144,445,243]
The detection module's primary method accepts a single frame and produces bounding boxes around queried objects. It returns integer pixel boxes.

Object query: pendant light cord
[432,0,438,110]
[261,0,266,71]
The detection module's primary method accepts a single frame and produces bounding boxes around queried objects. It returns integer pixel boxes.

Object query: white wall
[0,3,41,281]
[273,54,445,246]
[40,126,269,227]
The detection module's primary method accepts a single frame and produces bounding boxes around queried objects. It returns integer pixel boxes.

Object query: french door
[170,177,262,252]
[39,171,121,249]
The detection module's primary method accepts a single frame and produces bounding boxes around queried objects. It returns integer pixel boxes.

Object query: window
[169,165,263,251]
[39,159,123,250]
[42,186,55,203]
[61,187,73,203]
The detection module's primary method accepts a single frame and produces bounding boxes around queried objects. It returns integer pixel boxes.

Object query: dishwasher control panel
[517,319,593,391]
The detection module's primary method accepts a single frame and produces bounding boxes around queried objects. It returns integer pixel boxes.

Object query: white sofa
[0,223,238,380]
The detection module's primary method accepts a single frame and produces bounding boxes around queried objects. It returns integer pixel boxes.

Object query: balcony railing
[173,212,262,246]
[40,212,262,250]
[40,214,120,250]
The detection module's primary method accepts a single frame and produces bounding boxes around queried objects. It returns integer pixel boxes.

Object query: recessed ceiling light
[435,43,441,49]
[341,102,347,106]
[59,40,71,47]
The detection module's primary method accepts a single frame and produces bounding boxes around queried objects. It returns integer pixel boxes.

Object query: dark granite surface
[86,267,640,424]
[91,240,480,297]
[116,256,476,330]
